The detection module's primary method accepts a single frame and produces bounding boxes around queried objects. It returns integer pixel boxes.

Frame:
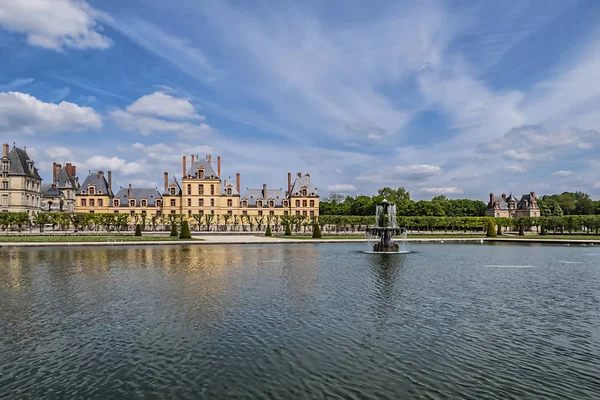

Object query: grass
[0,235,198,243]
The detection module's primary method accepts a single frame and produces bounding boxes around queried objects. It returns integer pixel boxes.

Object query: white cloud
[551,170,572,177]
[0,91,102,135]
[45,146,74,160]
[126,91,204,120]
[327,184,357,192]
[394,164,444,180]
[0,0,111,50]
[82,156,145,176]
[420,187,464,195]
[110,110,212,136]
[506,165,527,173]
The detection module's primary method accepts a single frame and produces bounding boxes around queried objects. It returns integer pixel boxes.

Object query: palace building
[41,162,80,212]
[1,143,42,214]
[485,192,540,218]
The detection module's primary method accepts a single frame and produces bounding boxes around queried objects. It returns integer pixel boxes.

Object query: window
[198,185,204,195]
[210,184,214,195]
[1,161,8,171]
[199,210,204,216]
[242,200,247,207]
[156,199,162,207]
[210,199,215,207]
[302,200,307,208]
[310,200,315,207]
[242,211,247,216]
[170,199,176,207]
[188,210,192,215]
[211,210,214,215]
[114,210,118,214]
[130,211,135,216]
[227,199,232,207]
[310,211,315,216]
[283,200,288,207]
[89,210,94,213]
[170,187,176,195]
[2,182,7,189]
[98,199,103,207]
[187,198,192,206]
[268,200,274,207]
[187,184,191,195]
[81,199,87,207]
[142,210,146,215]
[295,200,300,207]
[89,186,95,195]
[171,210,176,214]
[113,199,119,207]
[257,200,263,207]
[90,199,95,207]
[295,211,300,216]
[269,211,274,216]
[303,211,307,216]
[227,188,232,196]
[284,211,288,215]
[258,210,263,216]
[157,211,162,216]
[198,168,205,179]
[199,199,204,206]
[228,210,232,216]
[302,189,307,197]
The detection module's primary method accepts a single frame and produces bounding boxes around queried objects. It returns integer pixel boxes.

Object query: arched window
[268,200,274,207]
[241,200,248,207]
[257,200,263,207]
[129,199,135,207]
[283,200,288,207]
[140,199,147,207]
[156,199,162,207]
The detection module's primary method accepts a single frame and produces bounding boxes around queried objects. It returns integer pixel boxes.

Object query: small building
[76,171,114,213]
[0,143,42,214]
[485,192,540,218]
[42,162,80,212]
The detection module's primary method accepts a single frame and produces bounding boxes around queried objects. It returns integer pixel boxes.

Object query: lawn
[0,235,198,243]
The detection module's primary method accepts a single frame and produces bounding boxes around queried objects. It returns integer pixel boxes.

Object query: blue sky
[1,0,600,200]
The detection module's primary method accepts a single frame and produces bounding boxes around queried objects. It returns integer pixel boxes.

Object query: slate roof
[5,147,42,179]
[163,176,182,196]
[188,158,219,179]
[76,171,113,196]
[494,198,508,210]
[112,188,162,207]
[241,188,287,207]
[518,194,537,210]
[289,174,318,197]
[55,167,79,190]
[506,193,518,202]
[42,185,63,198]
[222,184,240,196]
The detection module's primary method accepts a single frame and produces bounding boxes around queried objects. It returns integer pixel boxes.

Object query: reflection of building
[76,154,320,219]
[1,143,42,214]
[485,192,540,218]
[41,162,80,212]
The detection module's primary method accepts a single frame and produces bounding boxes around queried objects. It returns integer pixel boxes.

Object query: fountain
[365,199,408,253]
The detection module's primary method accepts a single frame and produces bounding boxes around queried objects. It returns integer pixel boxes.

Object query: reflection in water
[1,243,600,399]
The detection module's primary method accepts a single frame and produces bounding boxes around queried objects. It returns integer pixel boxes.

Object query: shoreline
[0,236,598,248]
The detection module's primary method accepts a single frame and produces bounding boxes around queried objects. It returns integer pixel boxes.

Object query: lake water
[1,243,600,399]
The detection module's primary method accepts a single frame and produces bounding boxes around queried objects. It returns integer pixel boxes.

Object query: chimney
[128,183,132,198]
[182,155,187,177]
[501,193,507,201]
[287,172,292,195]
[163,172,169,192]
[191,154,195,165]
[263,184,267,199]
[489,193,494,205]
[65,163,72,177]
[207,154,212,164]
[2,143,8,157]
[217,156,221,178]
[108,171,112,193]
[236,173,240,195]
[97,171,103,179]
[297,172,301,177]
[530,191,536,200]
[72,165,76,178]
[52,162,58,181]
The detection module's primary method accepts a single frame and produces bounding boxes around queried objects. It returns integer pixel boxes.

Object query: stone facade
[0,143,42,214]
[485,192,540,218]
[41,162,80,212]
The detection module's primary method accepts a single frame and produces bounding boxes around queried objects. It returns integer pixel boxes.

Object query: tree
[170,223,178,237]
[179,220,192,239]
[34,213,50,232]
[284,221,292,236]
[486,219,497,238]
[135,224,142,236]
[265,224,272,236]
[312,221,322,238]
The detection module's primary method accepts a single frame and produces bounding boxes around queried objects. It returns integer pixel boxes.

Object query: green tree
[284,220,292,236]
[265,224,272,236]
[170,223,178,237]
[179,220,192,239]
[135,224,142,236]
[486,219,497,238]
[312,221,322,238]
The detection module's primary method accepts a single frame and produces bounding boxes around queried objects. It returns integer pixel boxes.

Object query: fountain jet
[366,199,404,253]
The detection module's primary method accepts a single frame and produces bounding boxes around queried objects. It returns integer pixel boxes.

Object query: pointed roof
[188,158,219,180]
[289,174,318,197]
[55,166,79,190]
[5,147,42,179]
[507,193,518,202]
[163,176,182,196]
[76,171,113,196]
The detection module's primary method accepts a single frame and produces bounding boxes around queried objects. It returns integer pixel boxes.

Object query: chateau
[485,192,540,218]
[1,143,320,219]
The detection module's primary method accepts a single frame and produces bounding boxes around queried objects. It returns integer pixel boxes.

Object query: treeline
[320,187,486,216]
[537,192,600,216]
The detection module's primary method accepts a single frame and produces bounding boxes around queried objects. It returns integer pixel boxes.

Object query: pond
[1,243,599,399]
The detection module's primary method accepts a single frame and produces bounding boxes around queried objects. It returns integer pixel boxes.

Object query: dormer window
[241,200,248,207]
[170,187,176,195]
[283,200,288,207]
[98,190,103,195]
[129,199,135,207]
[88,186,95,195]
[198,168,205,179]
[140,199,147,207]
[301,188,307,197]
[227,188,232,196]
[257,200,263,207]
[113,199,120,207]
[156,199,162,207]
[268,200,274,207]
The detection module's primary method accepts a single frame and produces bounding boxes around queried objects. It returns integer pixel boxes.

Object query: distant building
[0,143,42,214]
[75,171,114,213]
[111,185,163,219]
[485,192,540,218]
[41,162,80,212]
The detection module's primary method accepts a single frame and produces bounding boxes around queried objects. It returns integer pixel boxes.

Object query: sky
[1,0,600,200]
